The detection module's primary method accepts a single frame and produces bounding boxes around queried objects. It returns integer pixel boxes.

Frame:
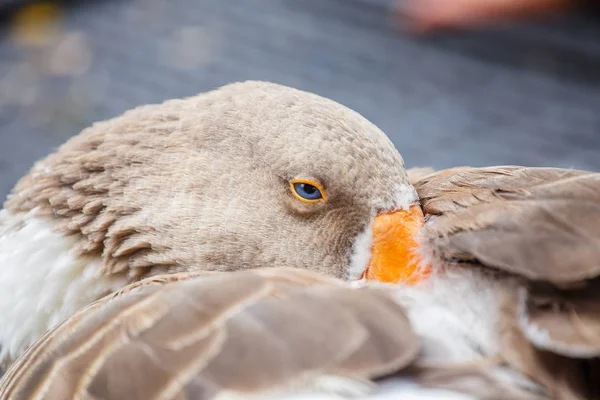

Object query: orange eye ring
[289,179,328,204]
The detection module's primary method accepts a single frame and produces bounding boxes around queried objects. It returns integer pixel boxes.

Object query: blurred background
[0,0,599,199]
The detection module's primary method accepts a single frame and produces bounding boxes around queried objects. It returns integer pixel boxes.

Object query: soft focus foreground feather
[411,166,600,399]
[0,268,419,400]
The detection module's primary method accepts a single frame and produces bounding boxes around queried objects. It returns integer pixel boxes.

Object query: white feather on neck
[391,267,504,363]
[0,209,128,363]
[346,216,375,281]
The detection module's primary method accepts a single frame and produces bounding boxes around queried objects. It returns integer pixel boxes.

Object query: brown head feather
[4,81,413,281]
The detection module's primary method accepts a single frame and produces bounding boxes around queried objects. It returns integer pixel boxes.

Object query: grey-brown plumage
[0,268,418,400]
[4,165,600,399]
[2,81,600,399]
[411,166,600,400]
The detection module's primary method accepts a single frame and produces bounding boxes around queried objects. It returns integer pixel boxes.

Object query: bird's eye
[290,179,327,203]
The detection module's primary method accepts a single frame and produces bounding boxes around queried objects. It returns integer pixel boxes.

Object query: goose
[0,80,418,366]
[1,82,599,399]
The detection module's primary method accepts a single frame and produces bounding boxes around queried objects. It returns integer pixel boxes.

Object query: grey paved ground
[1,0,600,200]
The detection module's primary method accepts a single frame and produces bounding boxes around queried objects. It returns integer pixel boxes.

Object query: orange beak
[361,205,430,284]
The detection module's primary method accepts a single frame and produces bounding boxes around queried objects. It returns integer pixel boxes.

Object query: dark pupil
[301,184,317,194]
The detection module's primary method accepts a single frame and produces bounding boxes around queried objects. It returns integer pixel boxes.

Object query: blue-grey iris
[293,182,322,200]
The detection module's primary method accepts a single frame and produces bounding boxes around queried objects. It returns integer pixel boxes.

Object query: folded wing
[0,268,418,400]
[411,166,600,399]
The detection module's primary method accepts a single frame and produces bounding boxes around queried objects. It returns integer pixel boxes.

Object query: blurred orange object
[396,0,575,33]
[9,2,62,48]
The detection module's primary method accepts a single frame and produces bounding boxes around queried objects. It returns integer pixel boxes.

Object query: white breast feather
[0,209,128,362]
[392,268,504,363]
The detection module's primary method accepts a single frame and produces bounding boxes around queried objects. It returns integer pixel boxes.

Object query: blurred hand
[396,0,576,33]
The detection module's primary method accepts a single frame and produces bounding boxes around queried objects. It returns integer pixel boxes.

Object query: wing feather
[0,268,418,400]
[414,166,600,398]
